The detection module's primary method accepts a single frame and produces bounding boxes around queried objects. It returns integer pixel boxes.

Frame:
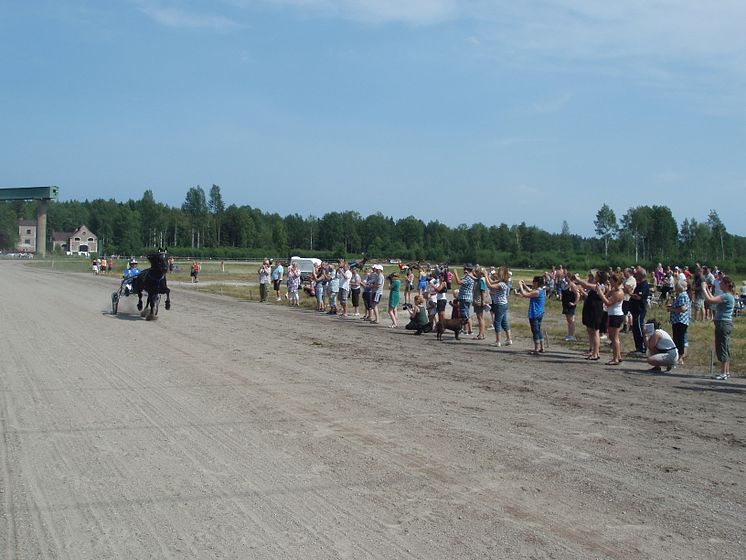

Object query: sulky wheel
[111,291,119,315]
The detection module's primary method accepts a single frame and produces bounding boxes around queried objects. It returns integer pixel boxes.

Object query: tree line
[2,186,744,272]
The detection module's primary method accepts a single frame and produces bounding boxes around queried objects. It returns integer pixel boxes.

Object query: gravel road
[0,262,744,559]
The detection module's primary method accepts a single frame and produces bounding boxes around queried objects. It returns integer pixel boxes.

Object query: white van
[290,256,321,281]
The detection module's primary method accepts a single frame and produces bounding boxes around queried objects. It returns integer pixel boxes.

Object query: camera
[402,303,413,310]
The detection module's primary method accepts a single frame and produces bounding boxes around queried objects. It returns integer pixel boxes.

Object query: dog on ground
[435,317,465,341]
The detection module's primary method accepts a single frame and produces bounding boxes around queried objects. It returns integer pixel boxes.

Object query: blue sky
[2,1,745,237]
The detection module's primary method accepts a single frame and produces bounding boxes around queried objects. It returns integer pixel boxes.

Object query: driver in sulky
[122,258,141,295]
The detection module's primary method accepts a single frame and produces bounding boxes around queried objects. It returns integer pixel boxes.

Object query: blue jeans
[529,315,544,343]
[459,300,472,319]
[492,303,510,333]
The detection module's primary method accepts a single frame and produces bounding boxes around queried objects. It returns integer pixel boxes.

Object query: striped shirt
[459,275,474,302]
[670,292,690,325]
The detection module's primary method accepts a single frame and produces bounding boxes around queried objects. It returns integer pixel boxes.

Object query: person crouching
[644,320,678,372]
[405,295,432,335]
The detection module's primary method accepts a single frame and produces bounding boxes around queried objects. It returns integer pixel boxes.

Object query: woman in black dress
[576,270,608,361]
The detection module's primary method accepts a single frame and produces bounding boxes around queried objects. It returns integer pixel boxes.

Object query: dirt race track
[0,262,744,559]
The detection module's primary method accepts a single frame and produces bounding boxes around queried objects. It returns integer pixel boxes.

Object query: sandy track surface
[0,262,743,559]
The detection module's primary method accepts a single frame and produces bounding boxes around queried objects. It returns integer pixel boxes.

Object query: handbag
[481,288,491,307]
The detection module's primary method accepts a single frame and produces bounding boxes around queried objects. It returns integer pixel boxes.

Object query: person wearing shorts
[350,268,361,316]
[313,264,326,311]
[597,272,625,365]
[622,267,637,332]
[369,264,385,324]
[271,261,284,301]
[404,266,414,305]
[338,263,351,317]
[471,266,489,340]
[452,264,476,334]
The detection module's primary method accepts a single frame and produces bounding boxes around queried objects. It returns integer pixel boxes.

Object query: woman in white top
[645,321,678,372]
[349,269,362,316]
[485,266,513,346]
[596,272,625,365]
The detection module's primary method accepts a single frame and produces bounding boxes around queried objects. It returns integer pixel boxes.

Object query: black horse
[131,249,171,320]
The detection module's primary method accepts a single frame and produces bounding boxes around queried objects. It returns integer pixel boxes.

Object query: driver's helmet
[129,259,138,266]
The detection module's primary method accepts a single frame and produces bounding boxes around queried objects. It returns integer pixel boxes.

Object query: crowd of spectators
[261,259,741,380]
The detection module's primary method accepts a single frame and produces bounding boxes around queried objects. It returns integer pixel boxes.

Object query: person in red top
[191,260,201,283]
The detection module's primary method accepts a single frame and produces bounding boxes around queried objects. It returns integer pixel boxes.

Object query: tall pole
[36,199,48,257]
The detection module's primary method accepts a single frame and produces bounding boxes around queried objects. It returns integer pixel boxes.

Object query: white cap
[373,264,384,271]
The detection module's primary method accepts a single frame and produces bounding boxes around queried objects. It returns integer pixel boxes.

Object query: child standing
[449,290,461,320]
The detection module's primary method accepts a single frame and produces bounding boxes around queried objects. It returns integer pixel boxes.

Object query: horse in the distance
[131,249,171,320]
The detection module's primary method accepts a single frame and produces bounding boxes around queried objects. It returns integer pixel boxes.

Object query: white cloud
[528,92,574,115]
[255,0,460,25]
[134,1,244,30]
[513,184,542,205]
[655,170,684,184]
[132,0,746,99]
[463,1,746,114]
[135,0,746,69]
[249,1,746,92]
[490,136,537,149]
[470,1,746,70]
